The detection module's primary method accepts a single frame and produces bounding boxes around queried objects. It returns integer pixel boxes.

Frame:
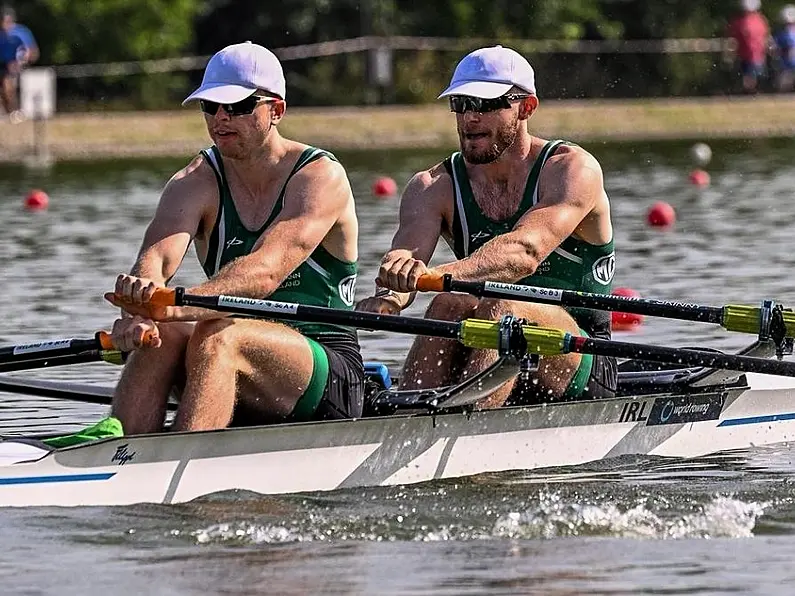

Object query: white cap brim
[182,83,257,106]
[437,80,513,99]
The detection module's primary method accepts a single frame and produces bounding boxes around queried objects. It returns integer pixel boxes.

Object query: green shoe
[42,416,124,448]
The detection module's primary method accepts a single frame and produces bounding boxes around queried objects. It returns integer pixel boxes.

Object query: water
[2,138,795,593]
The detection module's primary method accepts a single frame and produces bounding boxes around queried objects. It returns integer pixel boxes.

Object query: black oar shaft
[163,289,795,378]
[180,293,462,339]
[447,279,725,325]
[573,336,795,377]
[0,376,178,410]
[0,338,101,365]
[0,351,106,374]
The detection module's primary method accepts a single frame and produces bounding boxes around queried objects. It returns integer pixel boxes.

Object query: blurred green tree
[17,0,201,108]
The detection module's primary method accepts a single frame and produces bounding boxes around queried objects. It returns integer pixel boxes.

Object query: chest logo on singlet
[338,274,358,307]
[471,230,491,242]
[592,253,616,285]
[225,237,244,249]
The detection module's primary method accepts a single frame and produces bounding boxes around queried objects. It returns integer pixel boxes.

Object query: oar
[415,273,795,338]
[0,376,115,406]
[0,377,179,410]
[0,330,154,374]
[0,332,126,374]
[143,287,795,378]
[0,331,172,407]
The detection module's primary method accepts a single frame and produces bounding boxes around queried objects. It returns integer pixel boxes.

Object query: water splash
[188,491,767,545]
[492,492,766,540]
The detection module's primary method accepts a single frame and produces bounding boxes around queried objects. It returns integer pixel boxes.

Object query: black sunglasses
[199,95,277,117]
[448,93,530,114]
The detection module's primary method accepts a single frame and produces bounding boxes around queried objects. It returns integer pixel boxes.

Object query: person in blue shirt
[0,5,38,123]
[774,5,795,91]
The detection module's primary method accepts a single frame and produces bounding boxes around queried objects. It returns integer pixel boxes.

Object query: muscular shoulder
[547,143,603,174]
[286,149,353,206]
[161,153,218,207]
[402,161,453,206]
[542,143,605,193]
[292,150,350,188]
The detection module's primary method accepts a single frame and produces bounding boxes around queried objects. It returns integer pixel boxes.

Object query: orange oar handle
[149,287,177,307]
[97,329,156,350]
[416,273,446,292]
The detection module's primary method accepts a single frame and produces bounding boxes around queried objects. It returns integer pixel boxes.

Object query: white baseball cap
[438,46,536,99]
[183,41,286,105]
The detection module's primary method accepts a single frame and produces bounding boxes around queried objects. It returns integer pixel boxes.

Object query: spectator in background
[773,5,795,91]
[727,0,771,94]
[0,5,38,123]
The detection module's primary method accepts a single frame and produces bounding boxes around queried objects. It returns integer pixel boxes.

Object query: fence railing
[52,36,735,79]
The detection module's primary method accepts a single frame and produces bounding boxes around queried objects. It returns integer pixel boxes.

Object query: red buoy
[611,287,644,331]
[24,189,49,211]
[688,169,711,187]
[372,176,398,198]
[646,201,676,228]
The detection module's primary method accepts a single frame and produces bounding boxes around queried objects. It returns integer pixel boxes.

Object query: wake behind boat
[0,283,794,508]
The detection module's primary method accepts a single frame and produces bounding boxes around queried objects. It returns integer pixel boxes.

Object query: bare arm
[129,156,210,284]
[104,156,213,336]
[388,169,448,261]
[434,149,605,283]
[188,157,352,298]
[372,166,449,308]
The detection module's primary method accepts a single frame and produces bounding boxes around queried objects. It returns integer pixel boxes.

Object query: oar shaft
[439,277,726,324]
[567,336,795,377]
[0,350,123,374]
[418,275,795,337]
[0,337,101,365]
[177,292,462,339]
[0,331,120,366]
[150,288,795,378]
[0,376,178,410]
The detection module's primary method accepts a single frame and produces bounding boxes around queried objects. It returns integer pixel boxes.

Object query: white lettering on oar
[483,282,563,302]
[13,340,72,355]
[218,295,300,314]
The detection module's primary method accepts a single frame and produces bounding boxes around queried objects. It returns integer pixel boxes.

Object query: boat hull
[0,372,794,507]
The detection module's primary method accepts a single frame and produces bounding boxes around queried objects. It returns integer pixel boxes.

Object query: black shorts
[581,354,617,400]
[226,330,364,426]
[311,331,365,420]
[506,353,617,406]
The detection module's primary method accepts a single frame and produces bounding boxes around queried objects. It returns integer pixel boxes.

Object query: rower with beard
[357,46,617,406]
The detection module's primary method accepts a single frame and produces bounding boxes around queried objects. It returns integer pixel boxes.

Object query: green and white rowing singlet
[200,145,358,336]
[443,140,615,338]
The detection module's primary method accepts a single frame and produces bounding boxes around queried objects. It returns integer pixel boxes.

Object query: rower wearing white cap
[358,46,617,406]
[106,42,364,433]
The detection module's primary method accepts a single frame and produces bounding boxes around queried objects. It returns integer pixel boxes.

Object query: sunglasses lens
[450,96,480,113]
[450,96,507,114]
[200,100,220,115]
[228,96,258,116]
[200,96,266,116]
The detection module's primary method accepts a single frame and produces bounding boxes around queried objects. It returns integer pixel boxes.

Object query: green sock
[42,416,124,448]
